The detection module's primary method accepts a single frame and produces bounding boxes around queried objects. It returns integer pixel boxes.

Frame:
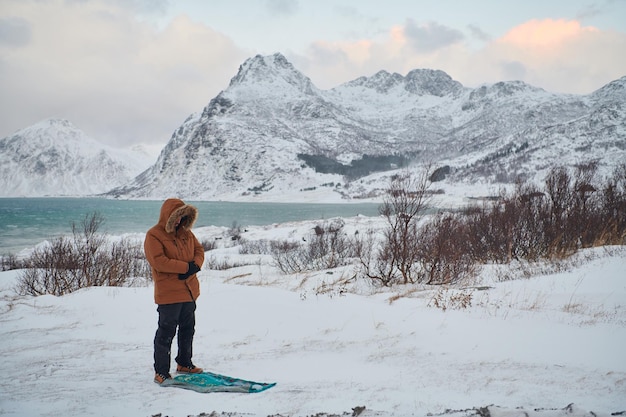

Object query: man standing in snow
[144,198,205,384]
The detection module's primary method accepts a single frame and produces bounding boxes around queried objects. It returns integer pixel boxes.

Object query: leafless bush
[204,255,258,270]
[365,169,433,286]
[306,220,353,270]
[419,213,478,285]
[534,163,623,255]
[461,201,510,264]
[228,221,243,241]
[270,240,307,274]
[104,237,152,287]
[352,228,390,285]
[14,212,151,296]
[360,163,624,290]
[428,287,474,311]
[200,238,217,251]
[0,253,24,271]
[270,220,353,274]
[355,167,479,287]
[459,163,625,265]
[239,239,273,255]
[598,163,626,245]
[511,180,549,261]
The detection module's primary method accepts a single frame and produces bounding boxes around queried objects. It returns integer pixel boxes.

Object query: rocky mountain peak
[404,68,465,96]
[590,75,626,102]
[466,80,546,104]
[341,68,464,97]
[351,70,404,92]
[228,52,316,96]
[5,118,90,153]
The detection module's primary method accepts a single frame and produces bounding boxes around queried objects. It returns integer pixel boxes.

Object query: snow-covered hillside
[0,216,624,416]
[0,119,154,197]
[107,53,626,201]
[2,54,624,201]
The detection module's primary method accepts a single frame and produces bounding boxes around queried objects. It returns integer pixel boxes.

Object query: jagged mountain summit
[108,53,626,201]
[0,119,153,197]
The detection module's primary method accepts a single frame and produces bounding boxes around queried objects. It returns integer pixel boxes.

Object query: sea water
[0,198,381,254]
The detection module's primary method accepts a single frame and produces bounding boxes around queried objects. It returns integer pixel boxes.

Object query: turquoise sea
[0,198,381,254]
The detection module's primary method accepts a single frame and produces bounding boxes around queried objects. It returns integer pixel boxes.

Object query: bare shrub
[355,167,480,287]
[352,228,390,285]
[104,237,152,287]
[368,169,433,286]
[270,220,353,274]
[363,162,624,290]
[306,219,352,270]
[1,253,23,271]
[239,239,273,255]
[200,238,217,251]
[511,180,548,261]
[540,163,626,256]
[14,212,151,296]
[461,203,507,263]
[17,236,76,296]
[311,273,356,299]
[419,213,478,285]
[228,221,243,241]
[205,255,258,270]
[428,287,474,311]
[270,240,307,274]
[599,163,626,245]
[543,166,576,257]
[459,163,625,266]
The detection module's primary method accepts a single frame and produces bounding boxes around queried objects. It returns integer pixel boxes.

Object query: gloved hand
[178,261,201,280]
[187,261,201,275]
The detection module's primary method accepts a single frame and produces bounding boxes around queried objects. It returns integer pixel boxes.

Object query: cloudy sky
[1,0,625,153]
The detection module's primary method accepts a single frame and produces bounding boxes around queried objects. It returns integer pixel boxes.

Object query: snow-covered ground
[0,216,625,417]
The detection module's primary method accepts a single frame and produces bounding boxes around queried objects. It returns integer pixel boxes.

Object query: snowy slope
[107,53,626,202]
[0,119,154,197]
[3,54,624,201]
[108,54,347,200]
[0,216,624,417]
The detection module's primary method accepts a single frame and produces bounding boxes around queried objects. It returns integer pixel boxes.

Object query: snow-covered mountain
[4,54,622,201]
[108,53,625,201]
[0,119,153,197]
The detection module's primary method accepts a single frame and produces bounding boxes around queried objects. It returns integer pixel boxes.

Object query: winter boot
[176,363,203,374]
[154,372,172,384]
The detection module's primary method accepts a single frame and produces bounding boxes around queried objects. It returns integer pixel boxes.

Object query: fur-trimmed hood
[158,198,198,234]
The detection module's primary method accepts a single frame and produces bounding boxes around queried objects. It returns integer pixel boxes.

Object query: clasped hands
[178,261,201,280]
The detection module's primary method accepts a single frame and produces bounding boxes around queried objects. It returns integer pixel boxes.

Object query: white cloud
[297,18,626,94]
[468,19,626,93]
[0,0,247,147]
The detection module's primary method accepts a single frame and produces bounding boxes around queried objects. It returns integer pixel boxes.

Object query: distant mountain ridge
[108,53,625,200]
[0,119,152,197]
[2,53,624,200]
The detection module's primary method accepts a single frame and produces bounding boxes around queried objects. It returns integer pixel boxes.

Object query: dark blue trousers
[153,301,196,375]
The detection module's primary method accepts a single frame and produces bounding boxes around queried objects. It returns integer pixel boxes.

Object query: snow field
[0,218,625,417]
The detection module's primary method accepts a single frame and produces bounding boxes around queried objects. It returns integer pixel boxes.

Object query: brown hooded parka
[144,198,205,305]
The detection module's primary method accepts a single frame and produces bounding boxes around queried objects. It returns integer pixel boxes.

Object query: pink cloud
[476,18,625,93]
[498,18,599,49]
[299,18,625,95]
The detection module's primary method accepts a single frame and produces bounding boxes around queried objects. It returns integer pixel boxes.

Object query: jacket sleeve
[144,231,189,274]
[192,234,205,268]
